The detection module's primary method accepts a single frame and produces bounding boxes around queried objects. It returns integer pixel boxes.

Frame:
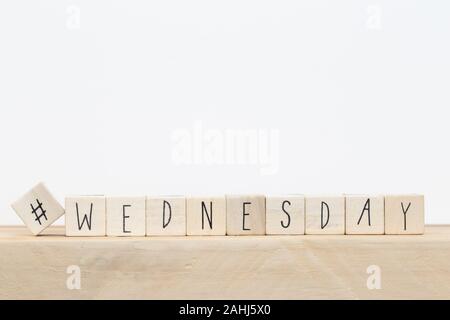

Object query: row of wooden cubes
[11,183,424,236]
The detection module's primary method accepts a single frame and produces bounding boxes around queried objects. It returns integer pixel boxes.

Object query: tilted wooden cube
[106,196,146,236]
[266,195,305,235]
[186,196,226,235]
[305,196,345,234]
[65,196,106,236]
[11,182,65,235]
[345,195,384,235]
[226,195,266,235]
[385,195,424,235]
[147,196,186,236]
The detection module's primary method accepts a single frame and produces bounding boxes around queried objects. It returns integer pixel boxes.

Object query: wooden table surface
[1,225,449,300]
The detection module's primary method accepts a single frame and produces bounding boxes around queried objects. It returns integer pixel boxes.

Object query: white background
[0,0,449,225]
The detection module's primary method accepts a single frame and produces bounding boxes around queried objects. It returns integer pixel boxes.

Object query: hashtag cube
[11,182,65,235]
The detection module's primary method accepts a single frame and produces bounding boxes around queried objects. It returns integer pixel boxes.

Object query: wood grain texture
[0,226,448,300]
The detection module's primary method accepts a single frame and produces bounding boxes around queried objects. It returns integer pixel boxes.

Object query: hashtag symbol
[30,199,48,225]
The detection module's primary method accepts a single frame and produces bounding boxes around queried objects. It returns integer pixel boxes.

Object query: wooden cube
[65,196,106,236]
[11,182,65,235]
[305,196,345,234]
[385,195,424,235]
[186,196,226,235]
[106,196,146,236]
[266,195,305,235]
[345,195,384,235]
[226,195,266,235]
[147,196,186,236]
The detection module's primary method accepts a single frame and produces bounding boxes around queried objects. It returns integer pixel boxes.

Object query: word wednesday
[11,182,425,236]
